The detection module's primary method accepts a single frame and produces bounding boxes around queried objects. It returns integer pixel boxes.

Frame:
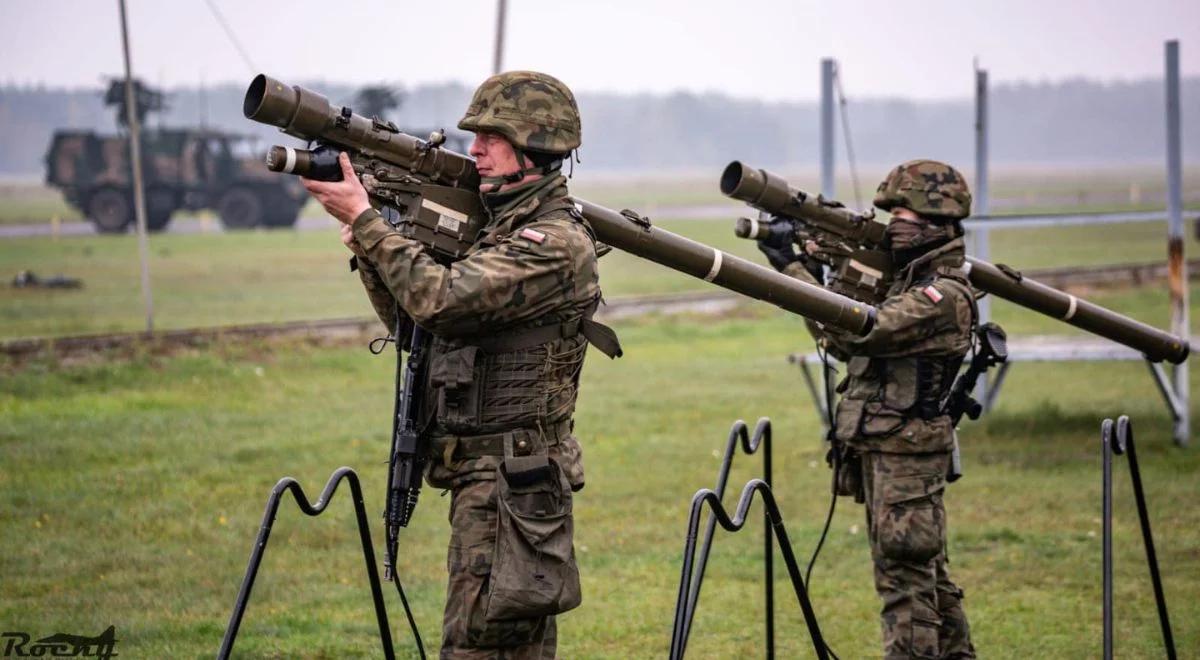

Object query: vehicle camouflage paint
[44,80,305,233]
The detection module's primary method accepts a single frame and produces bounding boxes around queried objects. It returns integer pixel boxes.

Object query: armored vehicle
[44,79,306,233]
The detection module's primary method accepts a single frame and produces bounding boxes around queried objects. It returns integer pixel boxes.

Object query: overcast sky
[1,0,1196,101]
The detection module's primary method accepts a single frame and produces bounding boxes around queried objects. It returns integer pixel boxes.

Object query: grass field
[3,216,1200,340]
[2,310,1197,658]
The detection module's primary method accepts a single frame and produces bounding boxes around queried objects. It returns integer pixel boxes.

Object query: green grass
[2,310,1197,658]
[3,214,1200,340]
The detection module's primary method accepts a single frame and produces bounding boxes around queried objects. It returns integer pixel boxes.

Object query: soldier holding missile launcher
[302,71,619,659]
[758,160,978,659]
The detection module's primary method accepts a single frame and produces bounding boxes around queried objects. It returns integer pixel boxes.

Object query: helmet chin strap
[479,147,563,193]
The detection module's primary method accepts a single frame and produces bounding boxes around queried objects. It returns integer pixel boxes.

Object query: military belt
[466,319,583,354]
[428,419,573,465]
[459,301,622,359]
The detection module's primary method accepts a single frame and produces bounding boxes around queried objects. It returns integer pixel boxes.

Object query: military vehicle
[44,79,305,233]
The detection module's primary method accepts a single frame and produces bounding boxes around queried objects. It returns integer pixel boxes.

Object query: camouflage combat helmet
[459,71,581,189]
[873,159,972,221]
[459,71,581,154]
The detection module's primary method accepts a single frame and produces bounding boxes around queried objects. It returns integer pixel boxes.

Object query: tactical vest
[420,198,621,454]
[833,270,975,445]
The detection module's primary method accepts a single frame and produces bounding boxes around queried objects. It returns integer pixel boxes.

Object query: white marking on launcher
[422,198,469,223]
[704,249,723,282]
[283,146,297,174]
[1063,295,1079,321]
[747,217,760,238]
[849,259,884,280]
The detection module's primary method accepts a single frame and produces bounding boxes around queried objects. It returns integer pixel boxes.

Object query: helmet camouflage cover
[873,159,972,221]
[458,71,581,155]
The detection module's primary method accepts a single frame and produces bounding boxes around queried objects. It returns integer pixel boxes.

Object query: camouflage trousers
[862,451,975,659]
[441,476,560,659]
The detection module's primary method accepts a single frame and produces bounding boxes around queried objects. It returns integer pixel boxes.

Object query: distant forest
[0,76,1196,177]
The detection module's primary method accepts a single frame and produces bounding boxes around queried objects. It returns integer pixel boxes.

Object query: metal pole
[492,0,507,75]
[820,58,836,199]
[973,64,992,406]
[117,0,155,333]
[1101,419,1114,660]
[1164,40,1189,446]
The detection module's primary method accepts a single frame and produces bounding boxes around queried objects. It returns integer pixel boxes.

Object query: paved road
[0,204,743,239]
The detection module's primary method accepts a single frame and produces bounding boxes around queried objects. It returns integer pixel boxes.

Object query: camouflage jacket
[784,239,975,453]
[351,175,601,488]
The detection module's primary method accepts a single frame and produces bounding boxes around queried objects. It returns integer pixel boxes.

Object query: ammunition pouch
[484,454,581,622]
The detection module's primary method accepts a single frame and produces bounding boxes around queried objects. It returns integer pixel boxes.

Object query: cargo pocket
[431,345,483,433]
[454,480,542,649]
[910,613,942,659]
[486,455,582,622]
[877,472,945,563]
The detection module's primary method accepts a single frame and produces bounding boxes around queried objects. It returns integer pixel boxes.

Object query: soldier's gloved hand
[756,221,799,272]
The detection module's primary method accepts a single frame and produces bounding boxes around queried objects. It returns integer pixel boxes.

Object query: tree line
[0,76,1196,177]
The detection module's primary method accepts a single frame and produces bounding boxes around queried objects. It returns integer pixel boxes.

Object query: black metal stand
[217,467,401,660]
[669,419,828,660]
[1101,416,1176,660]
[676,419,774,659]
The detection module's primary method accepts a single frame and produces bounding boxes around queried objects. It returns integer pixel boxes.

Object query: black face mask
[883,217,926,251]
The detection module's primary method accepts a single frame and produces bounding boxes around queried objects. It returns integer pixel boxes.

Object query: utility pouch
[834,447,865,503]
[834,399,865,442]
[430,345,483,432]
[486,455,581,622]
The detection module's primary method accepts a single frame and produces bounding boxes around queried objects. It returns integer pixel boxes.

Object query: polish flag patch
[519,228,546,244]
[922,285,944,303]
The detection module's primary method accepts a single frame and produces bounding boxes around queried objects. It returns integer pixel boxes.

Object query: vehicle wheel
[146,187,176,232]
[217,187,264,229]
[262,202,302,228]
[86,188,132,233]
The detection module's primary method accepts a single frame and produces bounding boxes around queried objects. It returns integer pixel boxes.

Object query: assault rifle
[722,160,1189,364]
[382,312,426,580]
[941,322,1009,481]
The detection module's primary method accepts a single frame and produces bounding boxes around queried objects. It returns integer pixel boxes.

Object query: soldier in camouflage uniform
[302,71,620,659]
[758,160,978,659]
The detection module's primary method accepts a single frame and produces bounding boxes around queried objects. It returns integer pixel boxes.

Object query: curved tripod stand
[217,467,423,660]
[675,418,774,658]
[669,418,829,659]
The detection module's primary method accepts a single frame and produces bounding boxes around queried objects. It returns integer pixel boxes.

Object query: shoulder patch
[518,227,546,244]
[922,285,944,303]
